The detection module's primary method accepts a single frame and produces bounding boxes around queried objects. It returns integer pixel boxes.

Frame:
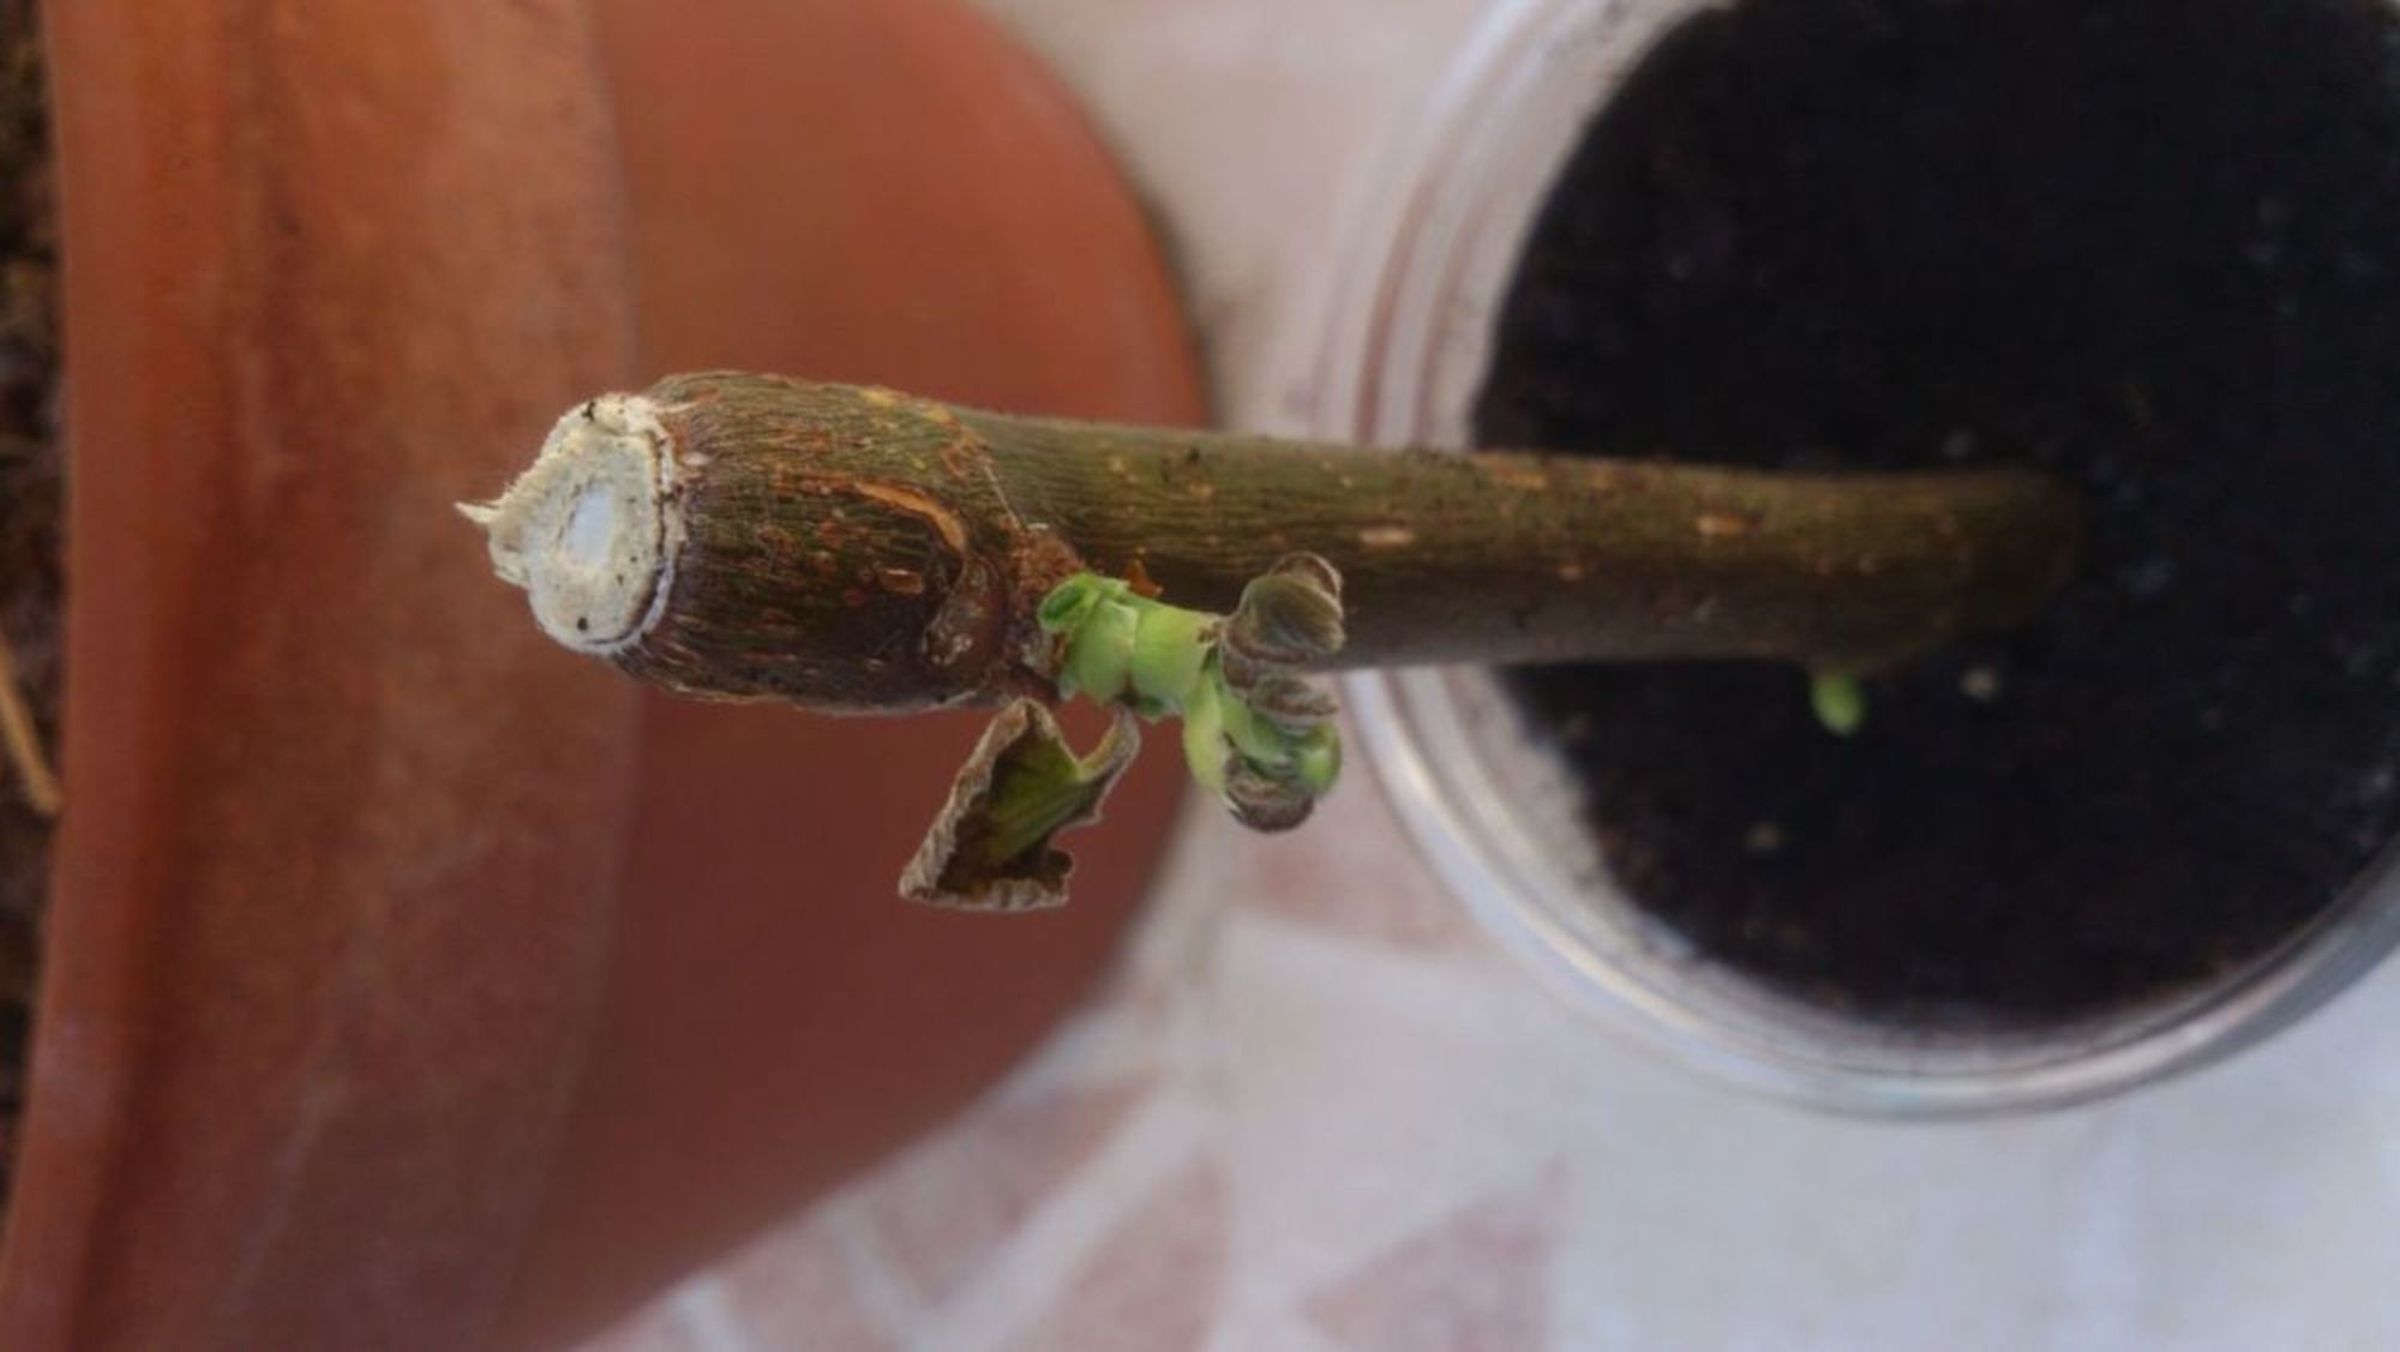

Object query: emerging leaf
[901,699,1141,911]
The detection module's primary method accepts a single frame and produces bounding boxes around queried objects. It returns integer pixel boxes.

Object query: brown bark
[489,371,2082,713]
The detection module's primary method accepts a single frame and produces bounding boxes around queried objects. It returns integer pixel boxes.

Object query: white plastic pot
[1315,0,2400,1116]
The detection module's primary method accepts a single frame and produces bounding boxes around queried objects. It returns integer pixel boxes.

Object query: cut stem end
[460,394,683,656]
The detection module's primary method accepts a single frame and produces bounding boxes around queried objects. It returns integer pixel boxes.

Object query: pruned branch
[463,371,2083,905]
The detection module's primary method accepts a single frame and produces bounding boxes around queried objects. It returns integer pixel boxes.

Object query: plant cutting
[471,0,2400,1119]
[464,371,2081,908]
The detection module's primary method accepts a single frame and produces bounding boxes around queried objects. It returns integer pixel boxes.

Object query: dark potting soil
[1476,0,2400,1026]
[0,0,57,1208]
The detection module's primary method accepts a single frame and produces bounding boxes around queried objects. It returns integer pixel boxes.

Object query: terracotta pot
[508,2,1201,1344]
[0,2,1199,1348]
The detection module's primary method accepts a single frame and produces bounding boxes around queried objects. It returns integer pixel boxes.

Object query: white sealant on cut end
[458,393,684,657]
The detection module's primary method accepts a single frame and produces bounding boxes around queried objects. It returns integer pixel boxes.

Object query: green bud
[1061,596,1138,701]
[1214,675,1286,768]
[1130,604,1216,709]
[1291,726,1341,793]
[1810,669,1868,737]
[1179,675,1230,795]
[1038,573,1118,634]
[1035,561,1347,839]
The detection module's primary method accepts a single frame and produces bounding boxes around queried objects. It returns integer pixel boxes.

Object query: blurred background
[4,1,2398,1349]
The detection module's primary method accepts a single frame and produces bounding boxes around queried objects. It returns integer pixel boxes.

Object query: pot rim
[1314,0,2400,1117]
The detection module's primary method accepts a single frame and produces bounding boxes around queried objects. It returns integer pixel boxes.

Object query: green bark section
[977,410,2081,671]
[608,373,2079,713]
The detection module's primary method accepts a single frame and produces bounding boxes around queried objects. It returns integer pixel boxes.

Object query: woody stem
[467,373,2081,714]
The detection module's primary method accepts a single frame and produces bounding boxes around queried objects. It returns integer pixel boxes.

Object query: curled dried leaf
[1223,552,1345,675]
[901,699,1140,911]
[1223,760,1317,833]
[1244,671,1339,733]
